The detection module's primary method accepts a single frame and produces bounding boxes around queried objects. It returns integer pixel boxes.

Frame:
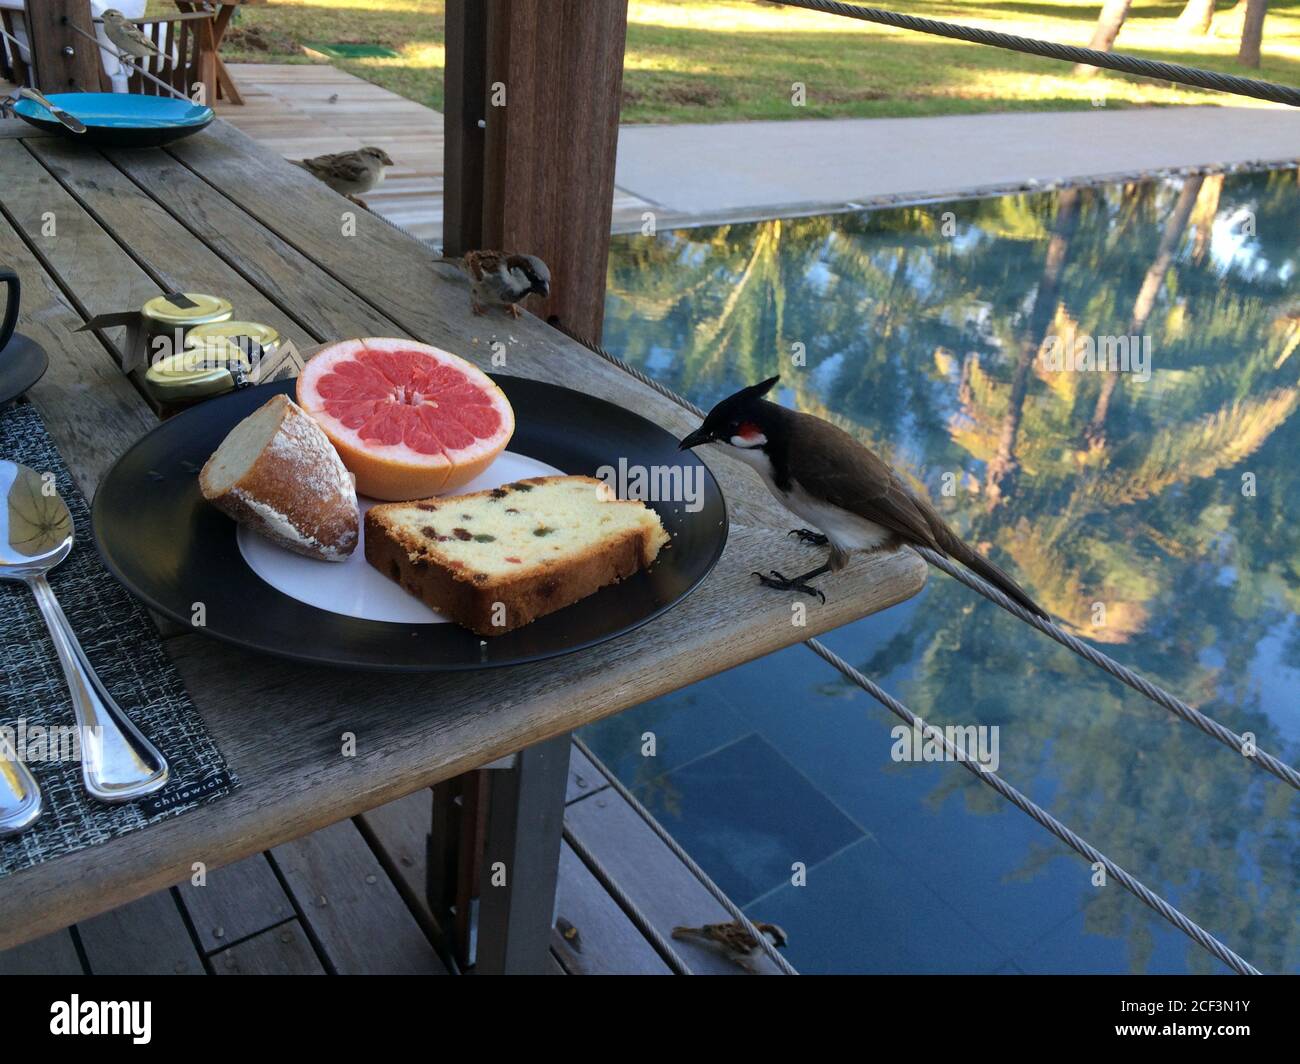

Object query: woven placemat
[0,401,237,878]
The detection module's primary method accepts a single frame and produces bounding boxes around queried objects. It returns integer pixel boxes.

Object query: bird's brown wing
[462,250,505,281]
[782,410,1050,617]
[781,411,943,551]
[300,152,371,184]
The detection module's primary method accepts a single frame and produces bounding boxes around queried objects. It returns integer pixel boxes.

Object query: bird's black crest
[742,375,779,401]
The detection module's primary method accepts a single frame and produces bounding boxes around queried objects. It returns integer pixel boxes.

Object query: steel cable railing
[776,0,1300,107]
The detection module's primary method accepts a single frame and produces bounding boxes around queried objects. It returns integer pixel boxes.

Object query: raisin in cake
[200,394,359,561]
[365,475,669,635]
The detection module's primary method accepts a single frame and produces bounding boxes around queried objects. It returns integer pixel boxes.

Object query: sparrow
[100,9,165,60]
[679,376,1049,617]
[435,249,550,317]
[293,146,394,203]
[671,920,788,974]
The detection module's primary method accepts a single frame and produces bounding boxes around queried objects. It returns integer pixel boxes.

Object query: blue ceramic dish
[12,92,213,148]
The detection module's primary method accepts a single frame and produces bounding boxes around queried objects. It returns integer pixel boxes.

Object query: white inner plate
[237,451,565,623]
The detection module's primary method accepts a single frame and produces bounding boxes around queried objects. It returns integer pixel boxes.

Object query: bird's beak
[678,426,712,451]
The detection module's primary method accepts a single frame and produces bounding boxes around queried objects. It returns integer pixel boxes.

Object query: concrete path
[216,67,1299,240]
[613,106,1300,230]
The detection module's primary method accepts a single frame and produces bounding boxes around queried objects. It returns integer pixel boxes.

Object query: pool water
[581,168,1300,974]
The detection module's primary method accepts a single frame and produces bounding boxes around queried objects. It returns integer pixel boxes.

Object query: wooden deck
[215,63,657,244]
[0,742,786,975]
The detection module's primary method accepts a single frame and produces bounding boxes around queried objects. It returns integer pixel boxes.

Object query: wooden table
[174,0,264,105]
[0,116,925,972]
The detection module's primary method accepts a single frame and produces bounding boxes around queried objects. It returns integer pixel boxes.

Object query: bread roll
[200,394,359,561]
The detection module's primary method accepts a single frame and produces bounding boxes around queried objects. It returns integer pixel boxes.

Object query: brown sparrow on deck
[293,147,395,206]
[435,250,551,318]
[671,920,788,973]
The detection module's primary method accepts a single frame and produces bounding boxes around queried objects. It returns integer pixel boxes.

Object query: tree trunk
[1085,176,1203,445]
[1237,0,1268,67]
[1175,0,1217,34]
[986,188,1082,504]
[1075,0,1134,74]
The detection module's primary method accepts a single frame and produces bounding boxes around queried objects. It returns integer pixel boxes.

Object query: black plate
[92,378,728,671]
[0,333,49,408]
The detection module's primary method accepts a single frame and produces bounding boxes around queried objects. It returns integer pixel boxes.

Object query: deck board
[565,786,787,975]
[0,930,84,975]
[211,920,325,975]
[270,819,448,975]
[77,890,206,976]
[215,63,655,243]
[0,745,771,974]
[176,854,296,954]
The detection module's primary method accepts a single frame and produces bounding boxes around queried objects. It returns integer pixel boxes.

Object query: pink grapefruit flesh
[297,338,514,501]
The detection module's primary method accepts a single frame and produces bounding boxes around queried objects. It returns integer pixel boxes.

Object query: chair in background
[0,2,30,87]
[99,10,217,104]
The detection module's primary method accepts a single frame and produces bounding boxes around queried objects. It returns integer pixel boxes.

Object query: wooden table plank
[0,118,56,141]
[106,146,412,345]
[0,140,166,362]
[0,214,157,491]
[0,124,927,947]
[22,137,318,357]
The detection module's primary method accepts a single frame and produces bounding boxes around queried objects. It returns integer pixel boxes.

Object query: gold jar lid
[140,292,234,328]
[145,340,254,403]
[185,320,280,355]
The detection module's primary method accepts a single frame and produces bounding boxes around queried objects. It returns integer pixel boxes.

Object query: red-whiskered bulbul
[678,376,1049,618]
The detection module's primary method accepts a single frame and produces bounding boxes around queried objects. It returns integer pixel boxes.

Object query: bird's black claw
[752,569,826,604]
[788,528,829,546]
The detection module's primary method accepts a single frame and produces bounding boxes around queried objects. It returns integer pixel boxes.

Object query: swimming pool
[582,167,1300,974]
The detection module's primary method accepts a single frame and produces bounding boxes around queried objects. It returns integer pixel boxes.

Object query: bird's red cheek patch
[735,422,763,444]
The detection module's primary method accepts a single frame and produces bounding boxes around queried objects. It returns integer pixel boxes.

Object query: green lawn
[149,0,1300,120]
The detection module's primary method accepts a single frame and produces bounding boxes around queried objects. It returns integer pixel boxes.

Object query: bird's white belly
[727,445,893,554]
[780,483,894,553]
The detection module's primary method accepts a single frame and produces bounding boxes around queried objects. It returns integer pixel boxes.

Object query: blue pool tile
[579,673,752,787]
[709,640,1087,954]
[747,837,1007,974]
[633,733,864,906]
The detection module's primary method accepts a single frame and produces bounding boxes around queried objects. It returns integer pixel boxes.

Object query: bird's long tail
[931,527,1050,621]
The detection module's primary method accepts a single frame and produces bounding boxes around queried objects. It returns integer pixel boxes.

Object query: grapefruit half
[297,338,514,501]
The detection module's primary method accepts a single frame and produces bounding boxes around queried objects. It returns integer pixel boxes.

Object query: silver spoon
[0,461,167,803]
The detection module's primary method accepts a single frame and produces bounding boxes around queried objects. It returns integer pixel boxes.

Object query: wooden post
[443,0,489,257]
[25,0,101,93]
[445,0,629,343]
